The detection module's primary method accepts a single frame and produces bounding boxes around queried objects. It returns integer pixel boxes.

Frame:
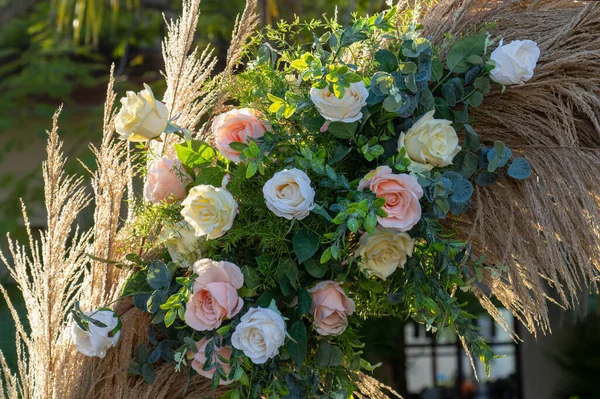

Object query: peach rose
[185,259,244,331]
[145,157,191,204]
[212,108,270,163]
[190,338,233,385]
[308,281,355,336]
[358,166,423,232]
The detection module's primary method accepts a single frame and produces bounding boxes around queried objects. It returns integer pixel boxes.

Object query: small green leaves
[297,288,312,316]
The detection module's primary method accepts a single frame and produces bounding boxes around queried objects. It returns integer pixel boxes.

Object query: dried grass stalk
[0,107,93,398]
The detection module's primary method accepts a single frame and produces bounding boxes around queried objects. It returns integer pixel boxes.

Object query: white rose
[181,185,238,239]
[71,309,121,358]
[310,81,368,123]
[355,227,415,280]
[489,39,540,86]
[398,110,461,170]
[263,168,315,220]
[115,83,169,142]
[231,307,286,364]
[160,220,202,268]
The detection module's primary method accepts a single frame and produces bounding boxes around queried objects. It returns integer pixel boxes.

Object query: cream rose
[184,259,244,331]
[71,309,121,358]
[310,81,369,123]
[231,307,286,364]
[115,84,169,142]
[358,166,423,232]
[181,185,238,239]
[263,168,315,220]
[190,338,233,385]
[490,39,540,86]
[398,111,461,170]
[212,108,270,163]
[356,227,415,280]
[308,281,355,336]
[145,157,191,204]
[160,220,201,268]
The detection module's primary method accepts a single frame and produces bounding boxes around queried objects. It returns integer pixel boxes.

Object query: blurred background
[0,1,598,398]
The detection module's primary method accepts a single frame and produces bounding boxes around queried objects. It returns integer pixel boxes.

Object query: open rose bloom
[308,281,355,336]
[145,157,191,204]
[212,108,270,163]
[184,259,244,331]
[358,166,423,231]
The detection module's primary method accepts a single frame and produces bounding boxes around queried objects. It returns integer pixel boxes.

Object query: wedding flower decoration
[310,81,369,123]
[263,168,315,220]
[308,281,355,336]
[358,166,423,231]
[89,6,538,396]
[184,259,244,331]
[145,157,191,204]
[181,185,238,239]
[490,39,540,86]
[191,339,233,385]
[356,227,415,280]
[398,110,461,170]
[115,84,169,142]
[212,108,270,163]
[71,310,121,358]
[231,307,286,364]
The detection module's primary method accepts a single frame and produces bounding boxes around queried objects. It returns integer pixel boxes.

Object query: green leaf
[136,344,150,363]
[315,340,331,368]
[431,56,444,82]
[453,151,478,179]
[469,91,484,107]
[287,320,308,365]
[164,308,176,327]
[328,121,358,139]
[246,161,258,178]
[475,171,497,187]
[241,266,260,290]
[175,140,216,168]
[297,288,312,316]
[464,125,480,151]
[474,76,491,94]
[507,158,532,180]
[122,271,151,296]
[304,258,327,278]
[141,363,156,384]
[290,59,308,71]
[375,49,398,72]
[147,261,171,290]
[446,35,487,74]
[328,345,343,367]
[277,260,298,296]
[292,229,321,264]
[451,179,474,203]
[442,83,457,107]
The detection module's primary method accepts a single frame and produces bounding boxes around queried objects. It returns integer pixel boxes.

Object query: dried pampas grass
[421,0,600,337]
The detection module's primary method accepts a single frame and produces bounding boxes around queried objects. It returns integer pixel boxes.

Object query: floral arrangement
[69,6,541,398]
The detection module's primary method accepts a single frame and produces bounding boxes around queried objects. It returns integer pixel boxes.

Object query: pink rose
[190,338,233,385]
[145,157,191,204]
[358,166,423,232]
[185,259,244,331]
[308,280,355,336]
[212,108,270,163]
